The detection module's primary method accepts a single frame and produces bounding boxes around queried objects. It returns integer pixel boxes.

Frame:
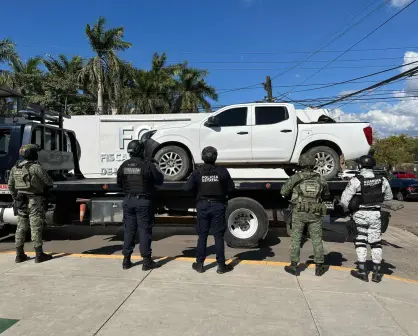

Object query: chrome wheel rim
[159,152,183,176]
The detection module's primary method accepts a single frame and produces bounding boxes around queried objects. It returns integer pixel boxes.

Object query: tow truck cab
[0,88,83,202]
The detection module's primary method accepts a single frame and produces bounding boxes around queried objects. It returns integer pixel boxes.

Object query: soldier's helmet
[19,144,41,160]
[127,140,144,157]
[201,146,218,164]
[299,153,317,168]
[357,155,376,169]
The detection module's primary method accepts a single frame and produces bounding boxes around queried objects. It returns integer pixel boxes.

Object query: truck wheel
[224,197,269,248]
[154,146,191,182]
[396,192,404,202]
[306,146,340,181]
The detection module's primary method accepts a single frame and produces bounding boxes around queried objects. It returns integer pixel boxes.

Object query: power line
[277,0,417,100]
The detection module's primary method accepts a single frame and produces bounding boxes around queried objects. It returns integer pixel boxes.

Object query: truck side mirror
[204,116,219,127]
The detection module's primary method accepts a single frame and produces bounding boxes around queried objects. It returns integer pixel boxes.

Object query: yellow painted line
[1,251,417,285]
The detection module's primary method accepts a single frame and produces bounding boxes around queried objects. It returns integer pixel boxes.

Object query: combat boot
[284,262,300,276]
[371,263,383,283]
[122,255,132,270]
[350,262,369,282]
[192,262,205,273]
[15,246,29,263]
[315,263,327,276]
[142,256,161,271]
[217,263,234,274]
[34,247,52,263]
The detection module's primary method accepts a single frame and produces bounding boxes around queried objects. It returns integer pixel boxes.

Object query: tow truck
[0,88,368,248]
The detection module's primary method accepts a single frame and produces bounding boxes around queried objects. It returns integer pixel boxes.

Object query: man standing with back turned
[117,140,164,271]
[8,144,53,263]
[184,146,235,274]
[281,153,329,276]
[340,155,392,283]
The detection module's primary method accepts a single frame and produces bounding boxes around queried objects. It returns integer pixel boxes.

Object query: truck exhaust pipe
[0,207,18,225]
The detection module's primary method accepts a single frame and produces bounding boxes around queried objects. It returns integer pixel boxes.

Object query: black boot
[192,262,205,273]
[315,263,327,276]
[284,262,300,276]
[350,262,369,282]
[15,246,28,263]
[122,255,132,270]
[142,256,161,271]
[34,246,52,263]
[372,263,383,283]
[217,263,234,274]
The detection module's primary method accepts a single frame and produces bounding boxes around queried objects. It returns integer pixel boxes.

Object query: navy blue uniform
[184,164,235,264]
[117,157,164,258]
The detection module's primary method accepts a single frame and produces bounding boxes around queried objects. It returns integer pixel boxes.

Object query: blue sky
[1,0,418,134]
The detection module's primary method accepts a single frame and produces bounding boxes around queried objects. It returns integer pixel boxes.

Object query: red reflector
[363,126,373,145]
[407,186,414,191]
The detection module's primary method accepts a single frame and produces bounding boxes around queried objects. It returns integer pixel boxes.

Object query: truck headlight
[141,130,156,142]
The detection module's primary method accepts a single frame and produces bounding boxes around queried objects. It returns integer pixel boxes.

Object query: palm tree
[130,53,181,114]
[174,65,218,112]
[82,16,132,114]
[0,38,19,65]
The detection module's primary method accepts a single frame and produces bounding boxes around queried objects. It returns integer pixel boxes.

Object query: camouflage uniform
[8,144,53,263]
[281,154,329,276]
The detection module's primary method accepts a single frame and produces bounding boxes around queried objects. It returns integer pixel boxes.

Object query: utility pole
[263,76,273,102]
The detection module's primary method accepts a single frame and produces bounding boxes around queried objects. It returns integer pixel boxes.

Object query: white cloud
[390,0,413,8]
[339,90,355,97]
[327,51,418,136]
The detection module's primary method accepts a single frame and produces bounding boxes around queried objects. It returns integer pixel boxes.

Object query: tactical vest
[294,172,327,216]
[348,176,384,211]
[13,162,44,193]
[198,166,224,199]
[120,158,150,194]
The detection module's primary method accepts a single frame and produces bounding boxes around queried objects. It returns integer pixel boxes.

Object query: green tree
[174,64,218,112]
[0,38,19,65]
[82,16,132,114]
[374,134,415,170]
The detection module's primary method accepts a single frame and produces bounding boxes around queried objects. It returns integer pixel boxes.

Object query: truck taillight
[407,186,415,192]
[363,126,373,145]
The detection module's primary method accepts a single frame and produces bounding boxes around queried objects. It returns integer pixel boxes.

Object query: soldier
[184,146,235,274]
[117,140,164,271]
[8,144,54,263]
[340,155,393,283]
[281,153,329,276]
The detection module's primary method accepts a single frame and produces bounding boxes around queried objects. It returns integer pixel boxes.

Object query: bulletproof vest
[198,165,224,198]
[294,172,326,216]
[120,158,150,194]
[348,176,384,211]
[13,161,44,193]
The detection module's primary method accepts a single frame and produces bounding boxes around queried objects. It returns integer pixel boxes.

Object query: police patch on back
[123,167,142,174]
[363,178,382,187]
[202,174,219,183]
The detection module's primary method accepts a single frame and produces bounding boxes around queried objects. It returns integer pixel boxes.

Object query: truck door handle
[237,131,248,135]
[280,129,292,133]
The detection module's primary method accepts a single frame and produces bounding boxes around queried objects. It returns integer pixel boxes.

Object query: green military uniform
[7,144,53,263]
[281,154,329,276]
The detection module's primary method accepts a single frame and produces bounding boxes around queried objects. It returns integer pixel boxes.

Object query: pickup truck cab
[142,103,373,181]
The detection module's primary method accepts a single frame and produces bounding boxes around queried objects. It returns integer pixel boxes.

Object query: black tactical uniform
[184,146,235,274]
[117,140,164,270]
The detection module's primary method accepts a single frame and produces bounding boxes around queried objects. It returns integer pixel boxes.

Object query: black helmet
[201,146,218,164]
[358,155,376,169]
[127,140,144,157]
[19,144,40,160]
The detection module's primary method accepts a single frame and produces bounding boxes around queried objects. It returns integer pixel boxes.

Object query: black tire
[224,197,269,248]
[154,145,192,182]
[0,224,13,238]
[306,146,340,181]
[396,191,404,202]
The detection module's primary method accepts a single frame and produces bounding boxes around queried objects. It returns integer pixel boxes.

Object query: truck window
[0,129,11,156]
[45,128,60,150]
[31,128,42,147]
[216,107,247,127]
[255,106,289,125]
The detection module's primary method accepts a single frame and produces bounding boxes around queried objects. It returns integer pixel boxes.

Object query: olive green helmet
[19,144,41,160]
[299,153,317,168]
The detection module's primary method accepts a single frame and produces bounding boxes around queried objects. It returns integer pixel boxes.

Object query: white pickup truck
[141,103,372,181]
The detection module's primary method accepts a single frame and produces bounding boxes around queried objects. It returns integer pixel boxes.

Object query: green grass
[0,318,19,334]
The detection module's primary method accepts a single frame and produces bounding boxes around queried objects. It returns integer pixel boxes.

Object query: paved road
[1,200,417,280]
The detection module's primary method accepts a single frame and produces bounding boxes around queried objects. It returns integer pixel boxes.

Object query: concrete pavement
[0,252,417,336]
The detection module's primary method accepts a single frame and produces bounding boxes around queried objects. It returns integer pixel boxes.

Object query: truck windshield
[0,129,11,156]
